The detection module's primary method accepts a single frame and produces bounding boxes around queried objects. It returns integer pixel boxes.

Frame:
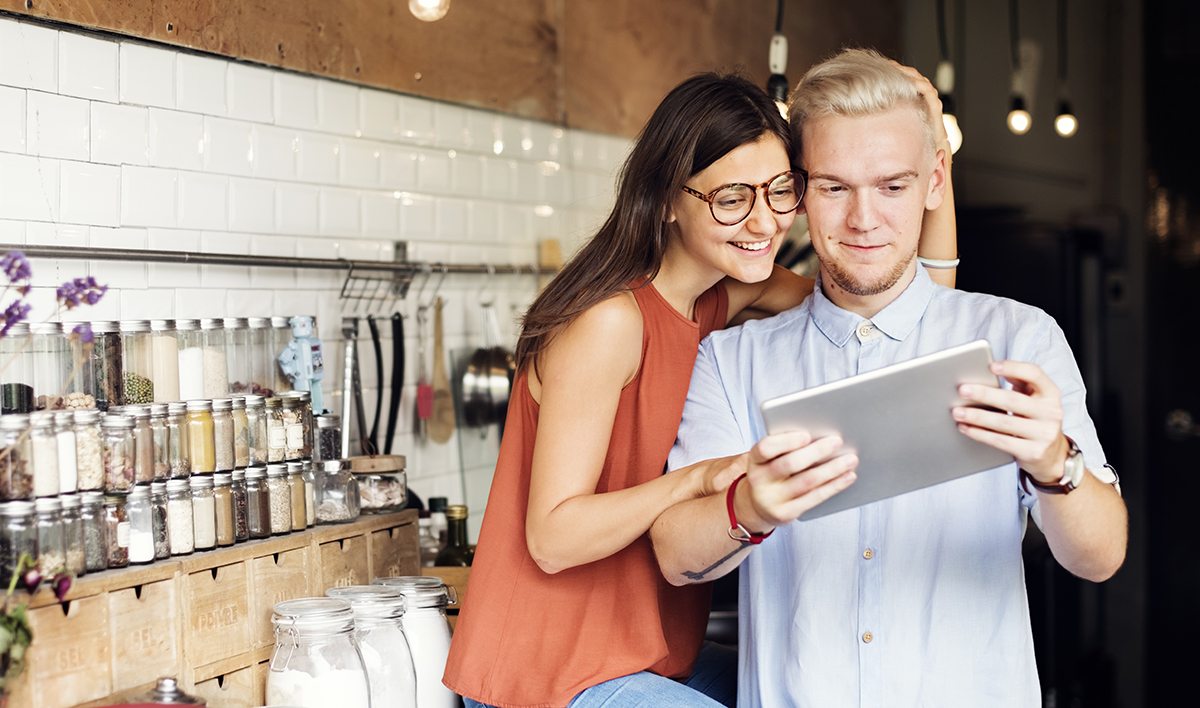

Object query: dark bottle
[434,504,473,566]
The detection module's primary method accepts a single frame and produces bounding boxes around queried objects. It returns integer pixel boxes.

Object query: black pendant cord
[366,315,384,454]
[1009,0,1021,70]
[936,0,950,62]
[383,313,405,455]
[775,0,784,32]
[1057,0,1068,83]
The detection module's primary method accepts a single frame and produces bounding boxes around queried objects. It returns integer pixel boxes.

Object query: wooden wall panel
[0,0,899,136]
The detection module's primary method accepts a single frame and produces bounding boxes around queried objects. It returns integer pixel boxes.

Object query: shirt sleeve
[669,335,751,472]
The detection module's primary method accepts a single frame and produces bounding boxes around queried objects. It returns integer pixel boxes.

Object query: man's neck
[818,263,918,319]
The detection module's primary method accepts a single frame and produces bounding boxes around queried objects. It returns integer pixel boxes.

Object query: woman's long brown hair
[516,73,791,374]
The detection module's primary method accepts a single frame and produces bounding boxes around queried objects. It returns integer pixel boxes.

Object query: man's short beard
[822,247,917,297]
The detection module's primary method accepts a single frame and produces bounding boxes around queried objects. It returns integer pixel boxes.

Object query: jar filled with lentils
[120,320,155,405]
[74,409,104,491]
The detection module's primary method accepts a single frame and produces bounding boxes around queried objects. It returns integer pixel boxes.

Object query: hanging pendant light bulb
[409,0,450,22]
[1007,95,1032,135]
[766,0,789,118]
[934,60,962,154]
[1052,0,1077,138]
[1054,100,1078,137]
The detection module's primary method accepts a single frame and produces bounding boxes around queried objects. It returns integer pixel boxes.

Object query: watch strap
[1020,436,1083,495]
[726,473,773,544]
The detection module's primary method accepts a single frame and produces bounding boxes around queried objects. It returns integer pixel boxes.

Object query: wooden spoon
[428,296,456,443]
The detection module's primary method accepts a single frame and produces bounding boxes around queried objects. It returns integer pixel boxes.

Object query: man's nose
[846,192,880,232]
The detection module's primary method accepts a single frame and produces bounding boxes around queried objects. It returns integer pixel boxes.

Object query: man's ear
[924,148,948,211]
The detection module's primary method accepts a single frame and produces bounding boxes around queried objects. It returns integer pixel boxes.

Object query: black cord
[1057,0,1068,82]
[775,0,785,33]
[936,0,949,62]
[1009,0,1021,69]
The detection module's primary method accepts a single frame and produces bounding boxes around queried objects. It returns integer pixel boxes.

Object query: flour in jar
[266,667,370,707]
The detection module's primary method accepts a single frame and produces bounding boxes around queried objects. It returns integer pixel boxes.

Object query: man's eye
[884,184,906,193]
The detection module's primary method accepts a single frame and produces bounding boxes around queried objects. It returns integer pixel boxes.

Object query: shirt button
[859,325,873,337]
[863,548,874,560]
[863,631,874,643]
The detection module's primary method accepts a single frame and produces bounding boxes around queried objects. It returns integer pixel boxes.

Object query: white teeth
[732,240,770,252]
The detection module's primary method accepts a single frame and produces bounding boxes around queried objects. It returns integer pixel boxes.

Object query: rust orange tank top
[442,281,729,708]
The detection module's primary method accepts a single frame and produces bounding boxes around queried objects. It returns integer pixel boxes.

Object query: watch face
[1065,440,1086,488]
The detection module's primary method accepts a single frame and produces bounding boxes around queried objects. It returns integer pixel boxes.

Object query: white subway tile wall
[0,17,629,541]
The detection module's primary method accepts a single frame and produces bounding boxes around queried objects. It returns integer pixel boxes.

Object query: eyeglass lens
[711,173,801,225]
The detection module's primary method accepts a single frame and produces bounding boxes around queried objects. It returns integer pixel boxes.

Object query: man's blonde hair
[788,48,936,161]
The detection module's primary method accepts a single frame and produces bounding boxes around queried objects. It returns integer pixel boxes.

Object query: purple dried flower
[0,251,32,285]
[70,322,94,344]
[21,567,41,590]
[56,277,108,311]
[0,300,31,337]
[52,574,72,601]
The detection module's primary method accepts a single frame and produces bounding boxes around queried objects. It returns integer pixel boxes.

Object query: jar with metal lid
[126,484,155,564]
[245,467,271,539]
[150,480,169,559]
[55,410,78,493]
[120,320,155,404]
[271,316,293,394]
[200,319,229,398]
[166,478,194,555]
[248,317,274,397]
[213,472,235,547]
[231,396,249,469]
[286,462,306,531]
[326,586,418,708]
[166,401,191,478]
[29,322,70,410]
[244,394,268,467]
[103,493,130,568]
[302,459,315,527]
[231,469,248,542]
[267,598,371,708]
[59,493,86,576]
[370,576,459,708]
[149,402,169,481]
[191,475,216,551]
[29,411,59,498]
[101,415,135,493]
[129,405,155,484]
[1,323,35,415]
[0,414,32,500]
[185,400,215,474]
[354,455,408,514]
[266,464,291,535]
[176,319,205,401]
[149,319,181,403]
[224,318,252,395]
[315,414,340,463]
[211,398,234,472]
[81,321,123,410]
[265,397,286,463]
[131,677,206,706]
[280,395,304,461]
[314,460,360,524]
[0,500,36,586]
[74,409,103,491]
[79,491,107,571]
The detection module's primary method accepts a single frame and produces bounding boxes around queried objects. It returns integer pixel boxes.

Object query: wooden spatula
[428,297,456,443]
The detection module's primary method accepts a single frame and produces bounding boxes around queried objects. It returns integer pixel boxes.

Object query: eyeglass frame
[680,169,807,226]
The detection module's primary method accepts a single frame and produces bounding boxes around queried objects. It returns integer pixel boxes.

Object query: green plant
[0,554,71,693]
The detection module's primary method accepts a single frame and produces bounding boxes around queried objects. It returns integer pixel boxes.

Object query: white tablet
[760,339,1015,521]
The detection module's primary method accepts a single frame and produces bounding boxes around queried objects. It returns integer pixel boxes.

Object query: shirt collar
[810,265,936,347]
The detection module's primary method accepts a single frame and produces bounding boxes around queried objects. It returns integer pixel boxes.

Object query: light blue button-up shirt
[669,266,1105,707]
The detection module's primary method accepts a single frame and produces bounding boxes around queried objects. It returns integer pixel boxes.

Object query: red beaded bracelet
[726,473,773,544]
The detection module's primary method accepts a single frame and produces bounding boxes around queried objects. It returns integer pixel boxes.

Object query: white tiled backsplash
[0,16,631,540]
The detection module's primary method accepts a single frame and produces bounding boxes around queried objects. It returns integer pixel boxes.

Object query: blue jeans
[462,641,737,708]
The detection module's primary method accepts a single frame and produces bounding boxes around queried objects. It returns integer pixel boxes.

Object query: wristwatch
[1020,436,1085,495]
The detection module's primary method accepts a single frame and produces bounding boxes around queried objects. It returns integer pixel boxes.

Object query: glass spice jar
[266,464,291,536]
[149,319,181,403]
[74,409,104,491]
[29,411,59,498]
[212,398,235,473]
[120,320,155,405]
[165,479,194,556]
[245,394,268,467]
[297,391,314,459]
[84,321,124,411]
[213,472,235,547]
[176,319,205,402]
[248,317,274,397]
[314,460,360,525]
[265,397,286,463]
[101,415,136,493]
[315,415,341,464]
[225,318,252,395]
[185,400,216,474]
[166,402,191,478]
[231,469,248,542]
[245,467,271,539]
[287,462,306,532]
[59,493,86,576]
[231,396,249,469]
[149,403,169,481]
[29,321,70,411]
[130,405,155,485]
[0,414,32,501]
[281,395,305,462]
[55,410,78,494]
[200,319,229,399]
[126,484,155,565]
[302,460,315,528]
[0,323,34,415]
[0,500,36,587]
[103,493,130,568]
[150,481,169,560]
[79,491,107,572]
[191,475,217,551]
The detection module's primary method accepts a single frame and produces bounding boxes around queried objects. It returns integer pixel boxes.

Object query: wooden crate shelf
[8,509,419,708]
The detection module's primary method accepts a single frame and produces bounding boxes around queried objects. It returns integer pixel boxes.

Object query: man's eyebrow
[807,170,919,183]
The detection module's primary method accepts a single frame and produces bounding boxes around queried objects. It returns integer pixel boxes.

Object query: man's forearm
[651,491,753,586]
[1037,472,1128,582]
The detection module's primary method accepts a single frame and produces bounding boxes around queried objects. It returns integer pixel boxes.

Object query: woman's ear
[663,202,677,224]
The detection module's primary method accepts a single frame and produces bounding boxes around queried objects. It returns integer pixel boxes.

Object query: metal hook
[478,264,497,307]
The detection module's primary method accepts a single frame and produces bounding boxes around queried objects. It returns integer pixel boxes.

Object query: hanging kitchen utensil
[383,312,404,455]
[350,321,374,455]
[428,296,456,443]
[413,266,445,436]
[485,305,516,424]
[366,315,384,452]
[340,317,359,456]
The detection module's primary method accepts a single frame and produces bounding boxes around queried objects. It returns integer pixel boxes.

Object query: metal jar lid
[0,413,30,431]
[222,317,249,330]
[211,398,232,411]
[101,416,134,429]
[199,318,224,331]
[247,317,271,329]
[73,409,101,424]
[175,319,201,331]
[132,677,206,705]
[190,475,214,489]
[370,576,457,608]
[150,319,177,332]
[266,463,287,478]
[119,320,152,333]
[326,585,407,619]
[186,400,213,412]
